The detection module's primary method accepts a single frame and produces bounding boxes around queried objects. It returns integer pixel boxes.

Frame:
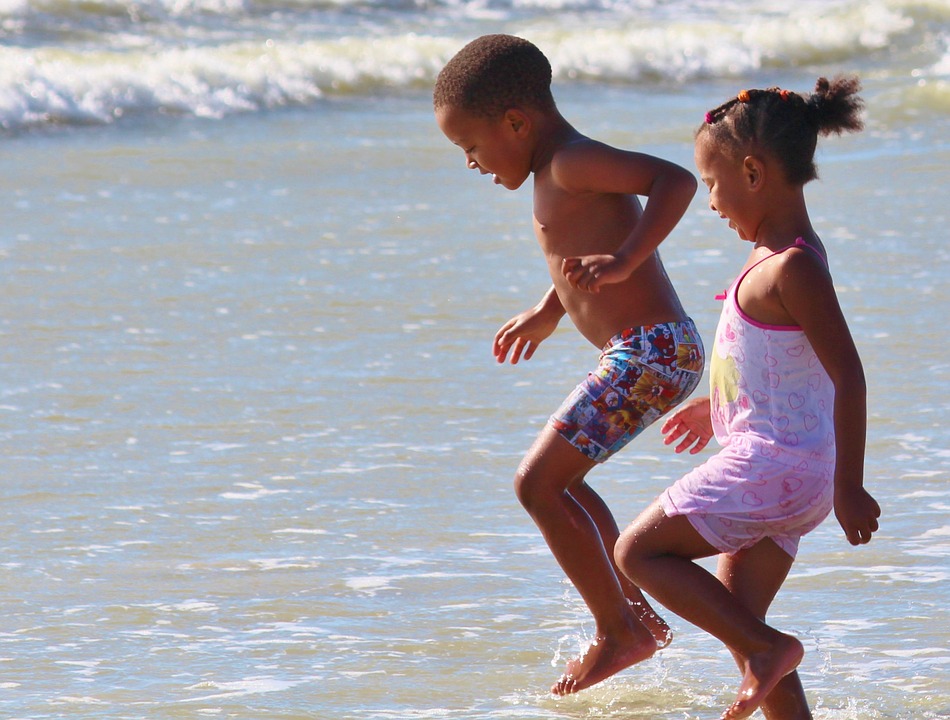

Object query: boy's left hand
[562,254,630,292]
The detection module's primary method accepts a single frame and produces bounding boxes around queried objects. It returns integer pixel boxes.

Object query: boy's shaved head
[433,34,555,118]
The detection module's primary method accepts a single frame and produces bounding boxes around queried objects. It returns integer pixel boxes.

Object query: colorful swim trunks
[550,319,705,463]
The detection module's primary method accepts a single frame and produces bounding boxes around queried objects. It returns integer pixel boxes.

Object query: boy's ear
[742,155,766,190]
[504,108,531,136]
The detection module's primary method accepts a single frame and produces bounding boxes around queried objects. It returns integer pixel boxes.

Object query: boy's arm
[555,143,697,292]
[779,253,881,545]
[493,285,566,364]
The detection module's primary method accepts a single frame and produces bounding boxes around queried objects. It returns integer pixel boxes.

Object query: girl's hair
[699,76,864,185]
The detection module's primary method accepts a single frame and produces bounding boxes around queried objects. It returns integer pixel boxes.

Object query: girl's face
[435,104,532,191]
[694,132,756,242]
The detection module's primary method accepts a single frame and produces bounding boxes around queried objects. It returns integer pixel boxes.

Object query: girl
[614,77,882,720]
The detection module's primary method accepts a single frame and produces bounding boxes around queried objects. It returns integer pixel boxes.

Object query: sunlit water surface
[0,71,947,720]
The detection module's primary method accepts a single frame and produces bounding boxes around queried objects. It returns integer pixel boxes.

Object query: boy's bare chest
[532,187,638,256]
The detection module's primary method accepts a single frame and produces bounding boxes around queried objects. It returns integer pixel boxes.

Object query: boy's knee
[512,439,589,512]
[513,467,539,510]
[513,461,563,514]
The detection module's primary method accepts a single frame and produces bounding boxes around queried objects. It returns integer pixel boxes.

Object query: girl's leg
[615,502,803,720]
[718,545,812,720]
[515,425,657,695]
[569,480,672,646]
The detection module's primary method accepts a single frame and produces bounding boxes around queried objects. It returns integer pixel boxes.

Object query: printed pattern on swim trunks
[550,320,705,463]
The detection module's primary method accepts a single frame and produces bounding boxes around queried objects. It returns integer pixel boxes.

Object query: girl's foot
[721,633,804,719]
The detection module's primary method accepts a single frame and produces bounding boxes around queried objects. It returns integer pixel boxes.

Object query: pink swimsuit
[660,239,836,558]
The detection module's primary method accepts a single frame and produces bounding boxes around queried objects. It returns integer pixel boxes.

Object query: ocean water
[1,1,948,718]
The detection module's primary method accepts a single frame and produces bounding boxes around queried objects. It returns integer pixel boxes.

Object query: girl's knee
[614,502,669,579]
[614,526,644,581]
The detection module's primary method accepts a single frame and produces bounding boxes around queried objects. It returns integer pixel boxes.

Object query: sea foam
[1,0,940,131]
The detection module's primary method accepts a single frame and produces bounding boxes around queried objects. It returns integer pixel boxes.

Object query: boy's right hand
[493,306,560,364]
[660,396,713,454]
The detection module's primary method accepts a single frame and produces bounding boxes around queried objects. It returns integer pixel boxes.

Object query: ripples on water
[0,21,948,720]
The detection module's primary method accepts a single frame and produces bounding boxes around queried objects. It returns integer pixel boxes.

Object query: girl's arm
[493,285,566,364]
[778,251,881,545]
[552,141,697,292]
[661,395,714,454]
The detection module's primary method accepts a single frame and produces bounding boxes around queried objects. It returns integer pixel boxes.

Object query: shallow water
[1,0,949,716]
[0,88,947,718]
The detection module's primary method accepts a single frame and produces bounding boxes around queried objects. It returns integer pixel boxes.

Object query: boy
[433,34,704,695]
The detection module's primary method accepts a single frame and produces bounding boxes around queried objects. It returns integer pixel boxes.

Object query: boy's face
[435,104,532,191]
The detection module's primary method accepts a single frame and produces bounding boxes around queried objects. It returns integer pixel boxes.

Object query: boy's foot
[551,620,657,696]
[627,597,672,649]
[720,634,804,719]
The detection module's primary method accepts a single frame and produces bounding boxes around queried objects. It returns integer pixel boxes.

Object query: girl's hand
[561,254,631,293]
[661,396,713,454]
[492,305,560,364]
[834,486,881,545]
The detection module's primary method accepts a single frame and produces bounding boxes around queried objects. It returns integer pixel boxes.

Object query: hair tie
[779,89,791,101]
[737,89,751,102]
[704,111,714,124]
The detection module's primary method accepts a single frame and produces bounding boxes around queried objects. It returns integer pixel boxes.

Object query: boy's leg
[515,424,658,695]
[615,502,803,720]
[569,480,672,646]
[718,545,812,720]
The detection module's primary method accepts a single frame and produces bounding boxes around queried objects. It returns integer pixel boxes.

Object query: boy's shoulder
[546,135,629,191]
[547,135,605,178]
[550,134,606,159]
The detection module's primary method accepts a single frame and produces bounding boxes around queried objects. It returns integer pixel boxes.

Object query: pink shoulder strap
[718,237,827,299]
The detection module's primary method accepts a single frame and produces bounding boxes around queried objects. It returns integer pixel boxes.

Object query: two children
[435,34,880,720]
